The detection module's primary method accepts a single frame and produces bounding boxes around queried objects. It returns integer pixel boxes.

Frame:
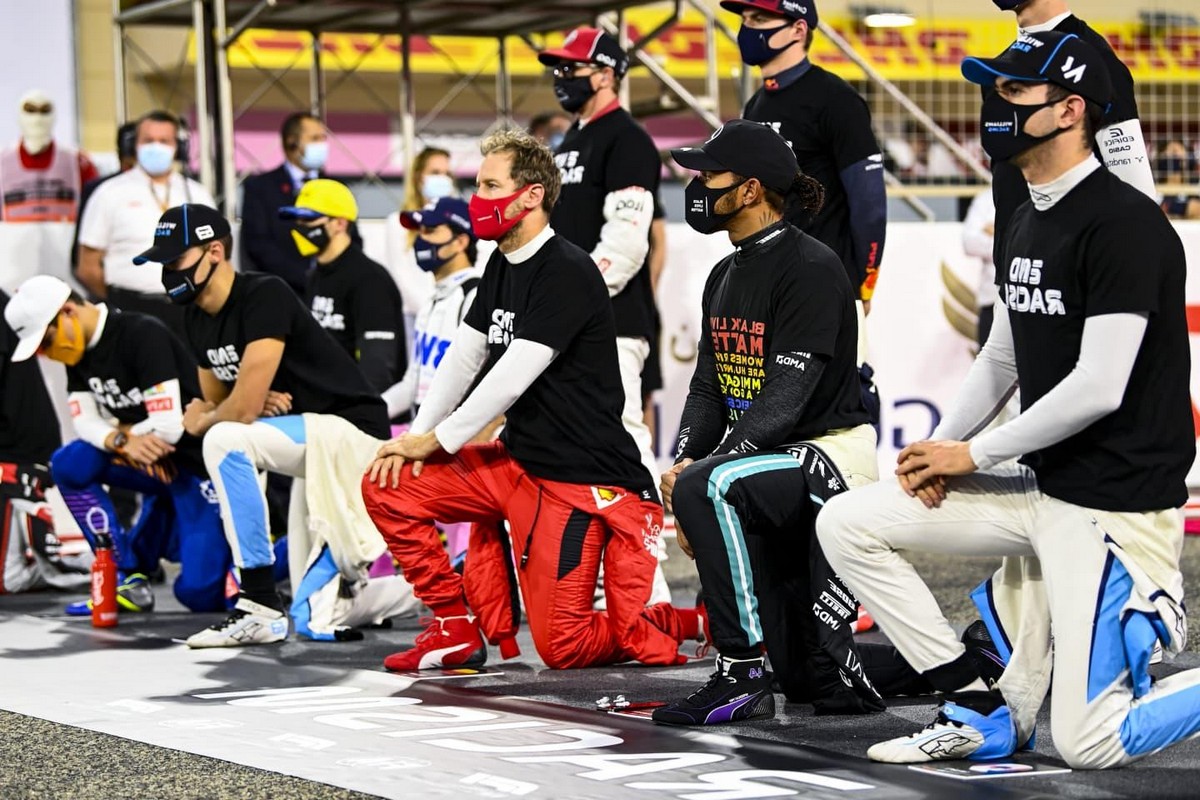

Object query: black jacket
[239,164,362,295]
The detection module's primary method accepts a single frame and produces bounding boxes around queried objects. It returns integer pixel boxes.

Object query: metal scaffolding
[112,0,989,222]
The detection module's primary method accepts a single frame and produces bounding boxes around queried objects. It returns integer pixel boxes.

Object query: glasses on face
[22,102,52,115]
[551,63,595,80]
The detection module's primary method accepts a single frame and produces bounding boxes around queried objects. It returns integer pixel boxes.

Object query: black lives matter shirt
[991,15,1142,257]
[999,168,1192,511]
[464,235,654,496]
[305,246,406,393]
[186,273,389,439]
[700,223,867,441]
[66,309,206,475]
[743,64,881,290]
[551,106,659,340]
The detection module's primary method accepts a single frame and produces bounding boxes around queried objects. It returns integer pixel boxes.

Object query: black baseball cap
[962,31,1112,108]
[133,203,231,265]
[537,27,630,78]
[719,0,818,26]
[670,119,799,194]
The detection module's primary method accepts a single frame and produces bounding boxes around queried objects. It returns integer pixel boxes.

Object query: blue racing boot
[867,690,1016,763]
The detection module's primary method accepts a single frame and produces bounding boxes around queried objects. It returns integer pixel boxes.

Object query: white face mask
[300,141,328,171]
[137,142,176,177]
[422,173,455,201]
[19,109,54,155]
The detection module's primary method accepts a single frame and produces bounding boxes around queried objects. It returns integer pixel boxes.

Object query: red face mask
[469,186,536,241]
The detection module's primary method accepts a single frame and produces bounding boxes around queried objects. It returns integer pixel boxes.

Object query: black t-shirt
[66,309,206,476]
[0,291,61,464]
[464,234,654,497]
[701,223,868,441]
[305,246,406,393]
[991,15,1141,258]
[743,64,882,289]
[551,107,659,340]
[999,168,1192,511]
[185,272,389,438]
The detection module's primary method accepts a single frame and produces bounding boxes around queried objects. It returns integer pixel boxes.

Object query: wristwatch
[111,431,129,452]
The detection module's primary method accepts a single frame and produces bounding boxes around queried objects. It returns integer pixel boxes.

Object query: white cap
[4,275,70,362]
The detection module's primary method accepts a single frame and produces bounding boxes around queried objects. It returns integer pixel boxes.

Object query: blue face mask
[547,132,566,152]
[137,142,175,177]
[300,141,328,171]
[737,22,798,67]
[422,173,455,201]
[413,235,450,273]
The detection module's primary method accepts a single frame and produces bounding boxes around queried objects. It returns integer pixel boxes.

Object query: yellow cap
[284,178,359,222]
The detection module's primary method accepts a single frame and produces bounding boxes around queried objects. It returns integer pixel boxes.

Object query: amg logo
[775,354,807,370]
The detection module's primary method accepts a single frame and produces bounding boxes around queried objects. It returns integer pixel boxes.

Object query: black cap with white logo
[670,119,800,195]
[133,203,231,265]
[961,31,1112,108]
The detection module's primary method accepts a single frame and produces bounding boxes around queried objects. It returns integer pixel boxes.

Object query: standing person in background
[280,179,405,393]
[537,27,671,604]
[241,112,361,296]
[723,0,886,426]
[961,189,997,345]
[389,147,456,336]
[75,110,213,339]
[72,123,137,277]
[0,89,98,223]
[528,110,572,151]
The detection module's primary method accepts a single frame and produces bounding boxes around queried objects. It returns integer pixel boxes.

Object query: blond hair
[480,130,561,212]
[403,146,451,246]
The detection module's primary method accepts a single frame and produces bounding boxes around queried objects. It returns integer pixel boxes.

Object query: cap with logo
[399,197,476,240]
[132,203,232,266]
[4,275,71,362]
[961,31,1112,108]
[670,119,800,195]
[719,0,818,26]
[279,178,359,222]
[537,27,630,78]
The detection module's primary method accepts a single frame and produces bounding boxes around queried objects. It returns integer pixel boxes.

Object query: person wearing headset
[76,110,212,340]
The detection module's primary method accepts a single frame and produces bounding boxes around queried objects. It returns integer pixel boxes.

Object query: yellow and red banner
[211,8,1200,82]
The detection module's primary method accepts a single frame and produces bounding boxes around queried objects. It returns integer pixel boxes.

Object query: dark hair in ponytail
[764,172,824,217]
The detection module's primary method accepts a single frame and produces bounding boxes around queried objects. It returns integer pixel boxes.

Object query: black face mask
[161,248,212,306]
[979,91,1068,163]
[553,76,596,113]
[684,178,747,235]
[292,222,331,256]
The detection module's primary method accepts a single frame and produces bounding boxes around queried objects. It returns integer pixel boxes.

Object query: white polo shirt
[77,167,215,294]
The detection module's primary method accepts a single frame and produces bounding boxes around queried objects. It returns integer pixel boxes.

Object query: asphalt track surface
[2,539,1200,799]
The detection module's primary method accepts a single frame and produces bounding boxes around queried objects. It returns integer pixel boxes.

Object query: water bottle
[87,508,118,628]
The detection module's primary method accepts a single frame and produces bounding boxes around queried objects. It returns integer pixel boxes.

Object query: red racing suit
[362,440,686,668]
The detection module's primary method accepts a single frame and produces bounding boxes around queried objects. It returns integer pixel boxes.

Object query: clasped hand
[895,439,976,509]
